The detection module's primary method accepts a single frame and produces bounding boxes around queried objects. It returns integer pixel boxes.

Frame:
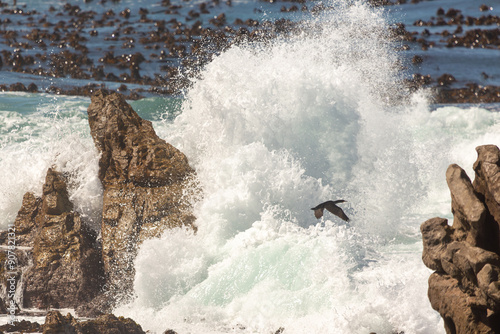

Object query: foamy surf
[113,2,499,334]
[0,0,500,333]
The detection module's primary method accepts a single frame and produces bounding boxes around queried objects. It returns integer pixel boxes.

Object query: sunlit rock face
[87,90,197,302]
[18,168,103,309]
[421,145,500,334]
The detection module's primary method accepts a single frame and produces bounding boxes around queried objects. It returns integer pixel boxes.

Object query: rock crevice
[421,145,500,333]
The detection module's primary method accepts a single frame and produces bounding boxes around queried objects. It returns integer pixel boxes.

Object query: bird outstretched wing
[314,207,324,219]
[324,202,350,222]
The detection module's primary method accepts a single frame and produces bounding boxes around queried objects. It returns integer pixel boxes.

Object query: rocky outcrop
[0,319,42,333]
[0,310,145,334]
[87,90,197,302]
[16,168,103,310]
[43,310,145,334]
[421,145,500,333]
[1,90,197,316]
[13,192,42,246]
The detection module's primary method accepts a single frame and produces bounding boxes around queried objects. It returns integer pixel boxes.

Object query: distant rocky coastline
[421,145,500,333]
[0,0,499,103]
[0,90,196,333]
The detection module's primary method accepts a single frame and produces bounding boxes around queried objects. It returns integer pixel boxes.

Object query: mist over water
[1,0,500,333]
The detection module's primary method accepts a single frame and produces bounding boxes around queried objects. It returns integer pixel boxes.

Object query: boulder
[87,90,197,302]
[0,319,42,333]
[19,168,104,310]
[42,310,145,334]
[421,145,500,333]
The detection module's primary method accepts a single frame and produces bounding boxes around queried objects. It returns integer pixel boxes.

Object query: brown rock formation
[13,192,41,246]
[421,145,500,333]
[87,90,197,302]
[0,319,42,333]
[43,310,145,334]
[17,168,103,309]
[473,145,500,241]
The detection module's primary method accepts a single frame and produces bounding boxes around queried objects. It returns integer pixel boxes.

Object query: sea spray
[0,93,102,230]
[115,1,446,333]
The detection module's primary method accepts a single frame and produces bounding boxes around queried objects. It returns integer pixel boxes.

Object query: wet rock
[434,84,500,104]
[421,145,500,333]
[19,168,104,310]
[480,4,491,12]
[42,310,145,334]
[473,145,500,247]
[0,319,42,333]
[407,73,432,89]
[9,82,27,92]
[27,82,38,92]
[14,192,41,246]
[411,55,423,64]
[437,74,456,87]
[87,90,197,302]
[446,28,500,48]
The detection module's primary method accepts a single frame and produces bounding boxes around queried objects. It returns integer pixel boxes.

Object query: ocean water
[1,0,500,333]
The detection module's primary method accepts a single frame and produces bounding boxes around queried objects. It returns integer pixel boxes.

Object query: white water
[115,2,499,334]
[1,1,500,333]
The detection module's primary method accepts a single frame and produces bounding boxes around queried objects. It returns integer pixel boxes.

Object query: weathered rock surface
[43,310,145,334]
[16,168,104,310]
[87,90,197,302]
[474,145,500,248]
[421,145,500,333]
[0,319,42,333]
[13,192,42,246]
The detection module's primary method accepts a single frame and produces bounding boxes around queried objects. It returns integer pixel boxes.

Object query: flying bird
[311,200,349,222]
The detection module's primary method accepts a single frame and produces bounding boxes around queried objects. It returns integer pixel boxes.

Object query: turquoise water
[1,0,500,333]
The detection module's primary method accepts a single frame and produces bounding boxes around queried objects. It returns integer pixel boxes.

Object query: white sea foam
[115,2,500,334]
[0,93,102,230]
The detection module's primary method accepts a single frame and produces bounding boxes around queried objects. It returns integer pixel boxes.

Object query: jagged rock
[87,90,197,302]
[19,168,104,310]
[0,319,42,333]
[14,192,42,246]
[446,164,486,248]
[42,310,145,334]
[43,310,76,334]
[428,273,493,334]
[76,313,145,334]
[474,145,500,250]
[421,145,500,333]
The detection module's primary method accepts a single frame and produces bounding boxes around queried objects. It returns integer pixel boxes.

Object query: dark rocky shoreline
[0,0,499,103]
